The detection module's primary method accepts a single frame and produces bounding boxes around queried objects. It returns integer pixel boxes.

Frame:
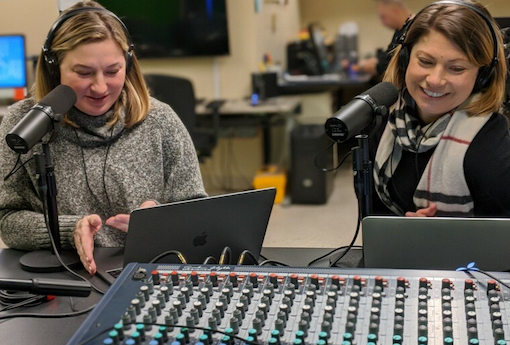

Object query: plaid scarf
[374,90,490,216]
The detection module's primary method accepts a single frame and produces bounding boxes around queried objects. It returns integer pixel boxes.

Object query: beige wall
[1,0,509,99]
[299,0,510,60]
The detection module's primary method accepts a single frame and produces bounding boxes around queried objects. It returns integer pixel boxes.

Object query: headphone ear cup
[397,45,410,73]
[43,51,60,83]
[125,46,133,74]
[473,65,494,93]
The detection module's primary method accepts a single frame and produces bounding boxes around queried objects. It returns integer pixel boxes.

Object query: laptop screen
[362,216,510,271]
[123,188,276,266]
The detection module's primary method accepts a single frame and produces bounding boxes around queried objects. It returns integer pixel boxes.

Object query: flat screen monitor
[0,35,27,89]
[494,17,510,29]
[99,0,230,58]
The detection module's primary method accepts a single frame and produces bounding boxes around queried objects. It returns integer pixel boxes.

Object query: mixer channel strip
[68,264,510,345]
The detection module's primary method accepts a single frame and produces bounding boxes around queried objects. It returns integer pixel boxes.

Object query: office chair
[143,74,220,161]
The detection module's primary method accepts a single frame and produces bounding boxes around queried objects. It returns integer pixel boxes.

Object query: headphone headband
[397,0,499,93]
[42,6,134,84]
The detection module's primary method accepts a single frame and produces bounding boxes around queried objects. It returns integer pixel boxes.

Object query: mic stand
[19,142,80,273]
[352,135,372,218]
[351,105,387,219]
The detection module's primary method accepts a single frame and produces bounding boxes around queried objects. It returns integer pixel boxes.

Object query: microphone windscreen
[39,84,77,115]
[361,81,399,108]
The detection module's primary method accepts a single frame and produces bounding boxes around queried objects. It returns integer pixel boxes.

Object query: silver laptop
[97,188,275,284]
[362,216,510,271]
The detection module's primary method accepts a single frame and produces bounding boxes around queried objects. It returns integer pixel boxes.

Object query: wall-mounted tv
[99,0,230,58]
[0,35,27,88]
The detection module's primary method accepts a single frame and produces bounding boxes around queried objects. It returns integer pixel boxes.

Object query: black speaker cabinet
[291,124,335,204]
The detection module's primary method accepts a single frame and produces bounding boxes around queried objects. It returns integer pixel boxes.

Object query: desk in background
[196,96,302,167]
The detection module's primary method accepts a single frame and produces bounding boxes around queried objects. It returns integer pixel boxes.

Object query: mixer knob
[298,320,309,336]
[349,291,360,301]
[418,316,427,326]
[248,273,259,288]
[279,304,290,320]
[284,290,295,303]
[443,316,453,327]
[208,272,218,287]
[258,303,269,319]
[331,275,344,288]
[152,299,162,316]
[493,327,505,341]
[242,287,253,301]
[282,296,294,308]
[492,311,503,322]
[275,318,286,333]
[310,274,320,287]
[394,307,404,318]
[189,271,199,286]
[442,302,452,311]
[231,312,242,330]
[180,287,190,303]
[251,318,263,335]
[264,289,275,302]
[374,276,384,288]
[229,272,238,287]
[396,276,406,291]
[353,275,363,288]
[326,291,338,304]
[269,273,279,288]
[193,301,203,317]
[392,334,403,344]
[130,298,141,315]
[255,310,265,326]
[188,308,200,327]
[151,270,160,285]
[301,311,311,323]
[368,321,379,334]
[216,301,226,318]
[162,282,173,297]
[304,297,315,311]
[290,274,299,287]
[170,270,180,286]
[441,278,452,289]
[394,314,404,326]
[221,288,231,304]
[240,294,250,309]
[232,302,243,319]
[347,312,357,326]
[487,280,498,292]
[419,277,429,289]
[393,323,404,336]
[295,330,306,342]
[467,326,478,340]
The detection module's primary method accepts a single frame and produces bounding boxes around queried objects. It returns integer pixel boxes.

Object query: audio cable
[149,250,187,264]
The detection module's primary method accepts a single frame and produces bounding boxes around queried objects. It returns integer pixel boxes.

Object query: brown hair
[384,0,507,116]
[34,1,150,127]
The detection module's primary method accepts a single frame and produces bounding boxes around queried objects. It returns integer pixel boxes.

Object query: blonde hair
[383,0,507,116]
[34,1,150,127]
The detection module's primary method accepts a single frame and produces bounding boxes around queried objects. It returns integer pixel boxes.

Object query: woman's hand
[405,203,437,217]
[73,214,102,274]
[105,200,158,233]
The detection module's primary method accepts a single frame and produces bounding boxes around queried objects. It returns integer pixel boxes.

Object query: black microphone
[0,277,91,297]
[325,81,398,143]
[6,84,76,154]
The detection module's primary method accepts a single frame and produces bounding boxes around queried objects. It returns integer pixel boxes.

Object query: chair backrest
[144,74,196,134]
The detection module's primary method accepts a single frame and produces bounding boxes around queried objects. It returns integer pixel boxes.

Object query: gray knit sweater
[0,97,207,250]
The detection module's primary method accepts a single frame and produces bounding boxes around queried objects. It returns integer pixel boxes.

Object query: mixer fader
[68,263,510,344]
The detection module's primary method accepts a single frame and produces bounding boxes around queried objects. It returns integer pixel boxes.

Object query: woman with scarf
[371,0,510,217]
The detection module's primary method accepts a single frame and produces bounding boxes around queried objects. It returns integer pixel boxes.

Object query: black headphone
[397,0,499,93]
[42,7,134,84]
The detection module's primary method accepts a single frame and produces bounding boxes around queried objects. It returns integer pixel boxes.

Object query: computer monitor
[494,17,510,29]
[0,35,27,89]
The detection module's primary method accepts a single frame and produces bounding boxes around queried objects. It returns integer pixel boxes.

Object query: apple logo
[193,232,208,247]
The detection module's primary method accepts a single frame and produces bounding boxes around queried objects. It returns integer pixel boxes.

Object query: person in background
[353,0,413,79]
[0,1,207,274]
[371,0,510,217]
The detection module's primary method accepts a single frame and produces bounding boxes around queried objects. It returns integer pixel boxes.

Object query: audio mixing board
[68,263,510,345]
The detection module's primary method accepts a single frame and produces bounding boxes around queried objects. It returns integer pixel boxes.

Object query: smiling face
[405,30,479,124]
[59,38,127,116]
